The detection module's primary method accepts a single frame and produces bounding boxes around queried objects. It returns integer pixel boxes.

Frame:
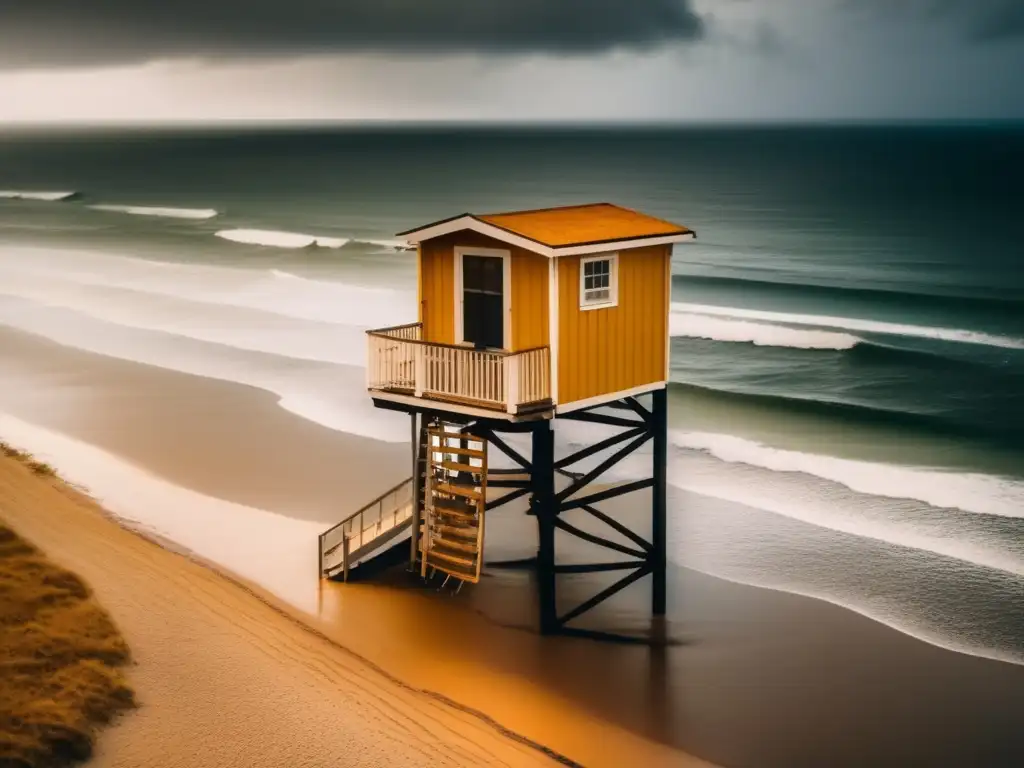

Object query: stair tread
[434,482,483,501]
[431,506,478,522]
[423,547,476,569]
[426,444,486,459]
[433,523,477,539]
[439,460,484,474]
[433,537,479,554]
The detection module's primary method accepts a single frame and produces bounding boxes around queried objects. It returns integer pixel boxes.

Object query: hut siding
[419,231,548,352]
[556,245,670,405]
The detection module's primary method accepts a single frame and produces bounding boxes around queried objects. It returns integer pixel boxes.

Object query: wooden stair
[419,425,488,584]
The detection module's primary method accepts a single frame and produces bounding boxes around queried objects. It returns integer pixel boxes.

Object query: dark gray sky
[1,0,1022,122]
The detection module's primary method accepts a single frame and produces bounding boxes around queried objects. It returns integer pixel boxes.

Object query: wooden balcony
[366,323,552,418]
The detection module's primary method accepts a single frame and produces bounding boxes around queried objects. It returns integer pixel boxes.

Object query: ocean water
[1,125,1023,673]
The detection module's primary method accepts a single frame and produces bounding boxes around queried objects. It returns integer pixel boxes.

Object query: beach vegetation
[0,443,57,478]
[0,519,135,767]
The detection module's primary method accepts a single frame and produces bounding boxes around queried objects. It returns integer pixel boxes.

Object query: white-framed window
[579,253,618,310]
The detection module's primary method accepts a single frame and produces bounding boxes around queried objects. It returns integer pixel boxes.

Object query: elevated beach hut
[366,202,694,416]
[320,203,695,637]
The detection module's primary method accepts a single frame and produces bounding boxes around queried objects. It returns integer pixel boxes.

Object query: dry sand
[0,454,565,768]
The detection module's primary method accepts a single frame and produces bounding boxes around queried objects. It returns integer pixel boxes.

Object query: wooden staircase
[319,419,496,585]
[420,427,487,585]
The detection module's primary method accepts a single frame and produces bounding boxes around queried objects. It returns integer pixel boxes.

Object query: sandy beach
[0,451,573,768]
[1,323,1023,768]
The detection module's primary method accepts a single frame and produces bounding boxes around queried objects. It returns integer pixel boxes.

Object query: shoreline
[0,449,578,768]
[0,410,700,768]
[1,324,1023,767]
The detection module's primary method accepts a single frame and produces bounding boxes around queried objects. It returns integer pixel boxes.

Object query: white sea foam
[670,312,860,350]
[0,293,410,444]
[665,453,1024,577]
[0,244,415,329]
[0,190,77,201]
[216,228,350,249]
[359,239,415,251]
[673,555,1024,667]
[673,302,1024,350]
[671,431,1024,519]
[0,412,326,613]
[0,272,368,366]
[89,204,218,220]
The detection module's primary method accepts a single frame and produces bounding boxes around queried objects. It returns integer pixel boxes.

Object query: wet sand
[2,325,1024,768]
[0,453,562,768]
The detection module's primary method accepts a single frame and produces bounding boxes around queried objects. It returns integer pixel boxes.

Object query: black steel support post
[531,421,558,634]
[651,388,668,616]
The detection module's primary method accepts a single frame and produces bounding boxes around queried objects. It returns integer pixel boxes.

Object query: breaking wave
[215,228,349,249]
[669,311,860,350]
[89,204,218,220]
[0,190,78,201]
[671,431,1024,520]
[672,302,1024,350]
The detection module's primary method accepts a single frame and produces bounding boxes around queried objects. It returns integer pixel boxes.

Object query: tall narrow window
[580,254,618,309]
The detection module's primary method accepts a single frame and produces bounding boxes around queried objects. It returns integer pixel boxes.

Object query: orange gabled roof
[477,203,691,248]
[396,203,695,257]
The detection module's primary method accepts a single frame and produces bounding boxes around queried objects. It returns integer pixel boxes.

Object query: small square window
[580,254,618,309]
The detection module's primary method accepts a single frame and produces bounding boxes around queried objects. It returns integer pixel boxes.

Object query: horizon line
[1,117,1022,133]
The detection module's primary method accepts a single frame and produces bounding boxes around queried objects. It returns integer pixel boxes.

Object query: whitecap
[216,228,349,249]
[0,190,77,201]
[672,302,1024,350]
[89,204,218,220]
[670,312,860,350]
[671,430,1024,519]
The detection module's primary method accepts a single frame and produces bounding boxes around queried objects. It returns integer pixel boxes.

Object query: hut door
[461,254,505,350]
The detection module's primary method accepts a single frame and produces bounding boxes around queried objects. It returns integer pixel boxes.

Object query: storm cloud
[0,0,705,68]
[848,0,1024,42]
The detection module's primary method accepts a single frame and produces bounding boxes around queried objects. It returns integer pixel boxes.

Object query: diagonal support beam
[560,478,655,511]
[558,410,647,430]
[553,517,647,559]
[553,561,646,574]
[557,563,652,626]
[478,429,532,471]
[555,431,652,503]
[553,426,646,471]
[578,503,653,552]
[624,396,653,424]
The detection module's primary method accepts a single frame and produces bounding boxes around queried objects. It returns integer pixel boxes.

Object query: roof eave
[397,216,695,258]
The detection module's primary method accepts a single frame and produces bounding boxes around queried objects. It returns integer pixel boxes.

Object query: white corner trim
[664,246,672,381]
[555,382,666,415]
[399,215,695,258]
[548,257,560,405]
[454,245,512,350]
[579,252,619,311]
[553,233,695,257]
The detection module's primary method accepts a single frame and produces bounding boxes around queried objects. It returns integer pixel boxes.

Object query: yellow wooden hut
[322,202,695,630]
[365,202,695,418]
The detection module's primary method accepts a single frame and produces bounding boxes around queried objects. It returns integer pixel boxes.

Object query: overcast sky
[1,0,1022,123]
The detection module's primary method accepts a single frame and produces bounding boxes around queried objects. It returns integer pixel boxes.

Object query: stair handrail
[318,476,413,576]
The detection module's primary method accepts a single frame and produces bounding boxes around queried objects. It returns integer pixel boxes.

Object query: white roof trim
[555,232,694,257]
[399,215,694,258]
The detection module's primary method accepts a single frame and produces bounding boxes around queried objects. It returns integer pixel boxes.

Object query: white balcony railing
[366,323,551,414]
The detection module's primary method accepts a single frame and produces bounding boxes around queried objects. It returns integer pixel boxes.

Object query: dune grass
[0,443,56,479]
[0,456,135,768]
